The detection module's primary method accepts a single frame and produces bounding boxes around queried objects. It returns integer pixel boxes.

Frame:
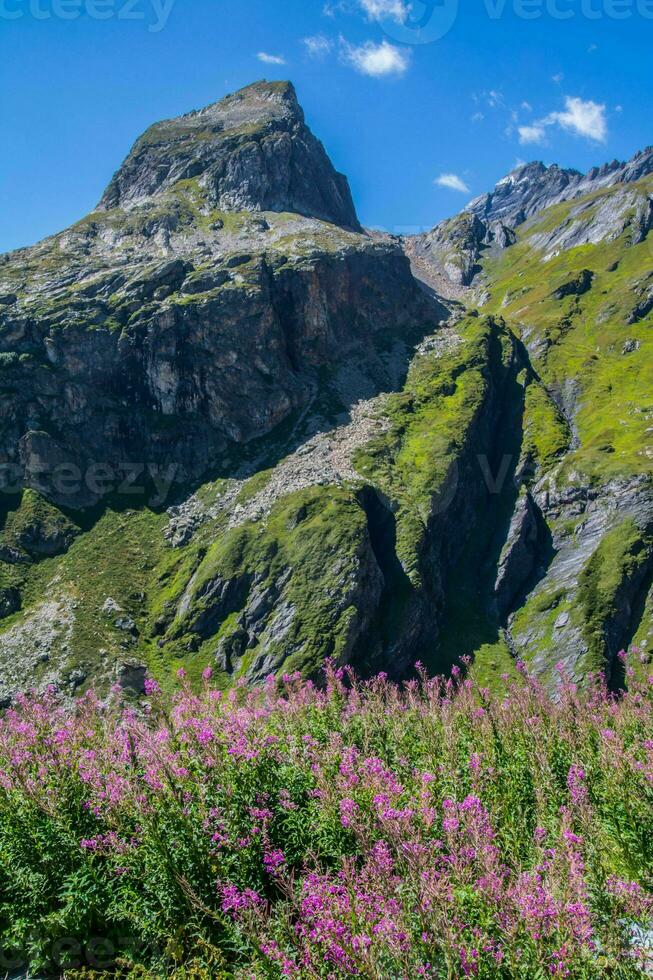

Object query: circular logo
[381,0,459,45]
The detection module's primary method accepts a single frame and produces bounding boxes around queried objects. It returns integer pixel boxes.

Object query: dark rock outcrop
[0,588,20,620]
[494,490,540,619]
[552,269,594,301]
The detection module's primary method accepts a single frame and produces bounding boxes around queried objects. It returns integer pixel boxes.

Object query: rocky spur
[0,0,175,32]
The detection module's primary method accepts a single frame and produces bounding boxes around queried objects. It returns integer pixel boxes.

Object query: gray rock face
[509,475,653,683]
[0,82,433,508]
[99,81,360,230]
[627,284,653,324]
[409,214,515,289]
[528,186,653,260]
[494,490,540,619]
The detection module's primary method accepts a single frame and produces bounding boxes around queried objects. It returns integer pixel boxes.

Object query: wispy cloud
[340,38,410,77]
[257,52,287,65]
[303,35,333,59]
[518,124,547,145]
[358,0,409,22]
[519,96,608,145]
[486,90,504,109]
[551,96,607,140]
[552,72,564,84]
[435,173,470,193]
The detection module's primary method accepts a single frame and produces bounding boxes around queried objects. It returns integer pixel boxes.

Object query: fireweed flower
[339,798,359,828]
[0,658,652,977]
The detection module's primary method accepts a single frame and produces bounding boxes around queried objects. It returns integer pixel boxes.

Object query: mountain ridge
[465,145,653,228]
[0,80,650,704]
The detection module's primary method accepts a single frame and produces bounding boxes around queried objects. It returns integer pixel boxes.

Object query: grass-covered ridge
[481,175,653,485]
[354,315,516,586]
[0,660,652,978]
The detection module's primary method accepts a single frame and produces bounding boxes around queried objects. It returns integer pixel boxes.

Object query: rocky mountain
[0,82,651,704]
[0,81,431,509]
[466,147,653,228]
[409,147,653,291]
[99,80,360,228]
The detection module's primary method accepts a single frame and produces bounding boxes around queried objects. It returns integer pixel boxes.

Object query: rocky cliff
[99,81,360,228]
[0,81,432,509]
[0,84,651,703]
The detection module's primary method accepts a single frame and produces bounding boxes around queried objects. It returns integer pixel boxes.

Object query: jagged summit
[98,80,360,229]
[466,145,653,228]
[408,143,653,292]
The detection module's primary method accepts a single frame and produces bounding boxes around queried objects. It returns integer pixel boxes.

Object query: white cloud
[435,173,470,193]
[521,101,533,112]
[547,96,607,142]
[552,72,564,84]
[303,35,333,59]
[341,39,410,77]
[471,112,484,123]
[518,123,547,145]
[257,52,287,65]
[518,96,608,146]
[357,0,409,21]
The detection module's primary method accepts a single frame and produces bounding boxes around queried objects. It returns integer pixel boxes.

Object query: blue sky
[1,0,651,252]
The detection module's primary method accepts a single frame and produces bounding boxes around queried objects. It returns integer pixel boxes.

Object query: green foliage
[578,519,653,670]
[169,485,372,678]
[0,489,80,559]
[522,380,571,476]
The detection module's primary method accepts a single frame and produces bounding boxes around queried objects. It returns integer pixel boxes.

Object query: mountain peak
[466,146,653,228]
[186,80,303,129]
[98,80,360,229]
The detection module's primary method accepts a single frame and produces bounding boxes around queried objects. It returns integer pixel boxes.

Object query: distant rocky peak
[465,146,653,229]
[97,80,360,230]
